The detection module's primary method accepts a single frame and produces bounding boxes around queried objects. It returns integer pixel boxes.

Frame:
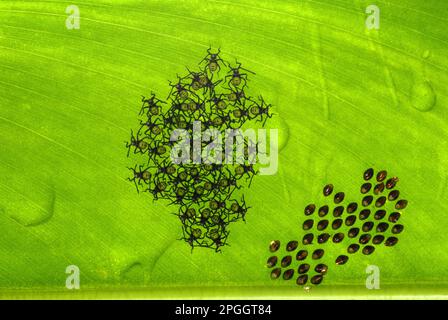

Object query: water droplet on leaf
[411,81,436,112]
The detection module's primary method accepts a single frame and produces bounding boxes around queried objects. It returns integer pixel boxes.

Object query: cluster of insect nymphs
[126,48,273,252]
